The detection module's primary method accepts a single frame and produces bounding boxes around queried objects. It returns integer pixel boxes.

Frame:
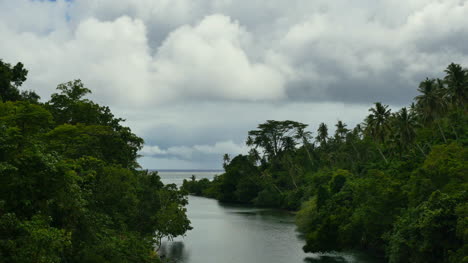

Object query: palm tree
[392,107,417,154]
[334,120,349,142]
[444,63,467,108]
[365,102,391,163]
[297,128,313,164]
[415,78,447,142]
[315,123,328,146]
[248,148,260,164]
[223,153,231,169]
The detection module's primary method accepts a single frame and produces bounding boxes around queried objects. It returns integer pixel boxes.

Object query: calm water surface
[158,171,381,263]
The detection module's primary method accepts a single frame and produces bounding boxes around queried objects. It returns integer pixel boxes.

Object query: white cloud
[1,11,287,106]
[69,0,200,28]
[2,0,468,106]
[151,14,286,102]
[193,141,248,155]
[140,140,248,160]
[0,15,153,105]
[2,0,468,168]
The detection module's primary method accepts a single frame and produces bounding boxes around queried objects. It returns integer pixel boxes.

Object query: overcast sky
[1,0,467,169]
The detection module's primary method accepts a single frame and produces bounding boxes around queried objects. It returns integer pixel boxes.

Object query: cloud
[151,14,286,102]
[2,0,468,106]
[139,140,249,169]
[2,0,468,168]
[140,140,248,160]
[0,10,287,105]
[0,15,153,105]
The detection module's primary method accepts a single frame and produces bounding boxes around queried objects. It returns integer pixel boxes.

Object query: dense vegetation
[182,63,467,263]
[0,60,191,263]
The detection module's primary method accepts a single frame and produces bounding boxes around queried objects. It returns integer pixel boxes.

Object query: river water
[158,171,381,263]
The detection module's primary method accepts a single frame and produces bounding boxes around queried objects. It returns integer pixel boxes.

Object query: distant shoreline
[148,169,225,173]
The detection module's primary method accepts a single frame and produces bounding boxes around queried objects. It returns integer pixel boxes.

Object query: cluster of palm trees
[362,63,466,162]
[235,63,465,172]
[302,63,466,166]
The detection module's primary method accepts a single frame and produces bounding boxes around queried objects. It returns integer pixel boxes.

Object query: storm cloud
[1,0,467,168]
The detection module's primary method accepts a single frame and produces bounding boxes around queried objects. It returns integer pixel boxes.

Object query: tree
[392,107,417,153]
[444,63,467,108]
[334,120,349,142]
[0,60,38,102]
[297,127,314,164]
[386,191,465,263]
[46,80,122,127]
[223,153,230,169]
[315,122,328,146]
[415,78,448,142]
[365,102,391,163]
[246,120,308,159]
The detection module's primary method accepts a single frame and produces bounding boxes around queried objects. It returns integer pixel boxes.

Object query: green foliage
[214,155,261,203]
[408,143,467,205]
[0,60,190,263]
[0,60,39,102]
[254,186,283,207]
[247,120,308,160]
[386,191,466,263]
[181,176,212,196]
[0,212,71,263]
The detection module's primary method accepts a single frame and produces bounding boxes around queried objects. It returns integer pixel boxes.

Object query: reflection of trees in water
[304,253,384,263]
[304,255,347,263]
[159,241,189,263]
[218,202,296,224]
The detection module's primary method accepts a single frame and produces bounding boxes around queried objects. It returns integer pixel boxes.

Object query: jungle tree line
[182,63,467,263]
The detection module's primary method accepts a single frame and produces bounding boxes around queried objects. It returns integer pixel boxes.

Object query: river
[158,170,381,263]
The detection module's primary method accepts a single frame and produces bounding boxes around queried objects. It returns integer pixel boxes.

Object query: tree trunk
[272,184,283,194]
[436,122,447,143]
[416,143,426,157]
[262,171,283,194]
[350,142,360,160]
[304,144,314,166]
[289,170,298,190]
[287,157,299,190]
[377,146,388,164]
[451,125,459,141]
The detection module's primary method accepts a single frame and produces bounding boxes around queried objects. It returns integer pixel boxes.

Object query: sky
[1,0,467,169]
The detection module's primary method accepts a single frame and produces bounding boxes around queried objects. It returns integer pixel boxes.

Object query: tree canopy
[0,60,191,263]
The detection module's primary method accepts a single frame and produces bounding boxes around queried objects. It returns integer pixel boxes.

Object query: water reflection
[304,256,347,263]
[159,242,188,263]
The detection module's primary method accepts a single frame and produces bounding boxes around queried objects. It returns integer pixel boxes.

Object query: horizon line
[144,169,225,171]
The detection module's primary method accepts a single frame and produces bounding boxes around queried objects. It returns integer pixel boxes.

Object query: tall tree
[334,120,349,142]
[365,102,391,163]
[246,120,308,159]
[223,153,231,169]
[297,128,314,164]
[444,63,467,108]
[415,78,447,142]
[316,122,329,146]
[0,60,38,102]
[392,107,417,154]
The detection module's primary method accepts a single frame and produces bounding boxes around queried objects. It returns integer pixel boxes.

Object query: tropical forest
[182,63,468,263]
[0,59,191,263]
